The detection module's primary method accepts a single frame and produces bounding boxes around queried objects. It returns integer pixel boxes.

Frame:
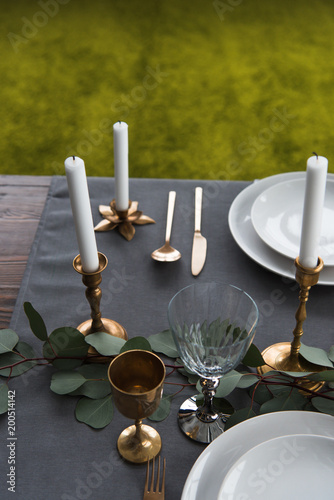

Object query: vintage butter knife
[191,187,207,276]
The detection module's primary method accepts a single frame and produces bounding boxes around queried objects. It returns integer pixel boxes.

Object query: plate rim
[218,432,334,499]
[228,172,334,285]
[181,410,334,500]
[251,177,334,264]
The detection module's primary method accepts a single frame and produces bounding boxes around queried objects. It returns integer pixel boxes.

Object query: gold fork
[143,456,166,499]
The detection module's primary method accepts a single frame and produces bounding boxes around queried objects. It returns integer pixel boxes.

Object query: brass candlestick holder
[73,252,127,361]
[258,256,325,391]
[94,199,155,241]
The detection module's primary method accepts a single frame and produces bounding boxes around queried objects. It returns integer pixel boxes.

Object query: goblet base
[178,396,229,444]
[117,424,162,464]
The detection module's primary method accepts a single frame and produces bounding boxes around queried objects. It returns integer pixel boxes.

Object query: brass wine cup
[108,349,165,464]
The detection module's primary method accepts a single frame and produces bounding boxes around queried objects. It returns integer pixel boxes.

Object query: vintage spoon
[151,191,181,262]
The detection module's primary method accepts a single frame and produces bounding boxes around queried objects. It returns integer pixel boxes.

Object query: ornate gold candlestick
[73,252,127,360]
[94,199,155,241]
[258,257,325,391]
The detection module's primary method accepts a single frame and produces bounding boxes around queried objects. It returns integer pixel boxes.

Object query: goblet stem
[196,378,220,423]
[134,419,143,442]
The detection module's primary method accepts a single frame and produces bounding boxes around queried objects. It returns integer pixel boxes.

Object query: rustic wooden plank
[0,175,51,328]
[0,220,44,257]
[0,175,51,187]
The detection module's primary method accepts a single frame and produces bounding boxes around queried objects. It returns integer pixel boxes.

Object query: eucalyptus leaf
[75,395,114,428]
[252,382,296,406]
[0,351,22,377]
[207,318,221,347]
[148,395,172,422]
[219,319,232,347]
[251,383,272,404]
[43,327,89,369]
[260,388,306,414]
[213,397,234,415]
[85,332,126,356]
[222,321,234,347]
[120,336,152,354]
[299,343,333,368]
[46,358,79,371]
[261,371,295,384]
[224,407,256,430]
[303,401,315,412]
[0,342,37,377]
[277,371,313,378]
[196,370,242,398]
[77,364,108,379]
[147,329,179,358]
[0,382,8,414]
[70,364,111,399]
[311,392,334,416]
[50,371,86,395]
[308,370,334,382]
[328,346,334,363]
[237,373,259,389]
[265,384,295,397]
[23,302,48,341]
[242,343,265,367]
[70,380,111,399]
[0,329,19,354]
[215,370,242,397]
[177,366,199,384]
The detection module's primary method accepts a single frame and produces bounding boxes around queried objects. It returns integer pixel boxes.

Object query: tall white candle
[113,121,129,211]
[65,156,99,273]
[299,154,328,268]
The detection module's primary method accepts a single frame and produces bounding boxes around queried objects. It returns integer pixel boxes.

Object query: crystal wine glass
[168,282,258,443]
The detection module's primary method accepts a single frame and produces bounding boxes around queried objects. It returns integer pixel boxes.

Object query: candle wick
[119,120,121,124]
[73,155,75,161]
[312,151,318,160]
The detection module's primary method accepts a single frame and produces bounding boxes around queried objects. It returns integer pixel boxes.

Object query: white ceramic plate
[251,178,334,265]
[218,434,334,500]
[228,172,334,285]
[181,411,334,500]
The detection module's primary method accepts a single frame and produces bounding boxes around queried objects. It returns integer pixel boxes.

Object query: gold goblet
[108,349,165,464]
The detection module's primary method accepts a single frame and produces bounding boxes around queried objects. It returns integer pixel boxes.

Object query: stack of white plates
[228,172,334,285]
[181,411,334,499]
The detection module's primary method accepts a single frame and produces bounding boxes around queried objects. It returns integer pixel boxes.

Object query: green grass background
[1,0,334,180]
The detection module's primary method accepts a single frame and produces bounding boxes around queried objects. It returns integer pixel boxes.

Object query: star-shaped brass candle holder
[94,199,155,241]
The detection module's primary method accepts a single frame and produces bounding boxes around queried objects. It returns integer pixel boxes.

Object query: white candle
[65,156,99,273]
[113,121,129,211]
[299,154,328,268]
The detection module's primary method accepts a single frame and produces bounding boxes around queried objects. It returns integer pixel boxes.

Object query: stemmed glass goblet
[108,349,166,463]
[168,282,259,444]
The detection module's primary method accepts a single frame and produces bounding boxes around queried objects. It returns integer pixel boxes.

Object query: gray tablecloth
[1,176,333,499]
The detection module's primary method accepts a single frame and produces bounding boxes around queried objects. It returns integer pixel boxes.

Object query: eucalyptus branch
[169,385,189,397]
[250,378,262,408]
[0,357,51,371]
[0,354,92,372]
[259,376,334,401]
[1,304,333,429]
